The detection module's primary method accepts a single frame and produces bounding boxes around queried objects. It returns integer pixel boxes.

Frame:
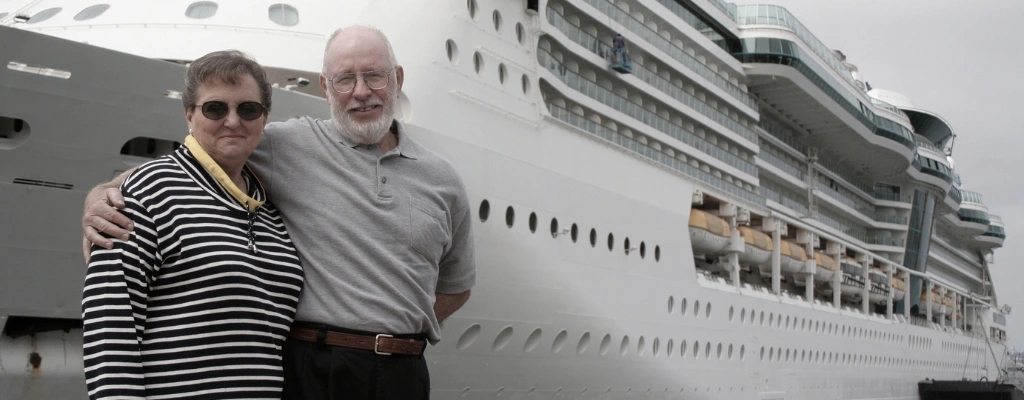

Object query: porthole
[27,7,62,23]
[550,218,559,238]
[577,332,591,355]
[653,338,660,356]
[473,52,484,75]
[694,300,700,318]
[705,342,712,359]
[740,345,746,360]
[620,336,630,356]
[492,326,514,351]
[667,339,673,357]
[624,237,631,255]
[268,4,299,26]
[655,245,661,261]
[524,328,542,352]
[681,340,688,357]
[184,1,216,19]
[522,74,531,95]
[728,306,734,321]
[639,242,646,258]
[570,223,579,242]
[528,212,537,233]
[637,336,646,356]
[706,302,711,318]
[667,296,674,314]
[467,0,477,19]
[516,22,526,44]
[498,63,507,85]
[760,346,765,361]
[551,330,568,353]
[681,298,688,316]
[446,39,459,65]
[120,137,179,160]
[607,233,614,251]
[74,4,109,21]
[726,344,732,360]
[693,341,700,358]
[505,206,515,228]
[478,200,490,222]
[740,308,746,323]
[492,10,502,32]
[456,324,482,350]
[599,334,611,355]
[589,228,597,247]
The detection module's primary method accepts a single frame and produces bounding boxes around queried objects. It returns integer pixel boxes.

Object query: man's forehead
[325,42,390,72]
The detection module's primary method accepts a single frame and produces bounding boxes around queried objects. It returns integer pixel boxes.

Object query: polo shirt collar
[329,119,419,160]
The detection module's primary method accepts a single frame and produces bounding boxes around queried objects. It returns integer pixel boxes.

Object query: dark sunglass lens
[201,101,229,120]
[237,102,264,121]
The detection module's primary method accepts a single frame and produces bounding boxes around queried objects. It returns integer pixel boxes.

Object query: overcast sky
[752,0,1024,351]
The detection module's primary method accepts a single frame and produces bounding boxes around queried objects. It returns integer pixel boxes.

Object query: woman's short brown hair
[182,50,272,113]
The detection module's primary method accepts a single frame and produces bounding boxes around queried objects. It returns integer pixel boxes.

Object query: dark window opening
[119,137,180,159]
[526,0,539,12]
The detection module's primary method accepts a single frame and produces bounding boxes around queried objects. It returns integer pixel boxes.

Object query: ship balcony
[945,193,990,236]
[908,151,954,197]
[976,215,1005,249]
[565,0,759,111]
[734,37,915,178]
[939,185,963,216]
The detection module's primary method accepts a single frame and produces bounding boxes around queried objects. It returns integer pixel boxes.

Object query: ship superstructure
[0,0,1012,399]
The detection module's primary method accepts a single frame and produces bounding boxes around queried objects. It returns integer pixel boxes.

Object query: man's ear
[320,74,329,97]
[394,66,404,92]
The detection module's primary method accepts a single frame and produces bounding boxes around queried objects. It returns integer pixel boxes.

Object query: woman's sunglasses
[195,101,266,121]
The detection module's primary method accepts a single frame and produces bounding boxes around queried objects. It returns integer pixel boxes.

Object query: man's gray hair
[322,25,399,73]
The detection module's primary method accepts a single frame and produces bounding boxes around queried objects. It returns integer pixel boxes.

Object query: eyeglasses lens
[199,101,264,121]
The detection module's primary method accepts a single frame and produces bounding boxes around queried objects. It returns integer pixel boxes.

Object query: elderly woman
[81,51,303,399]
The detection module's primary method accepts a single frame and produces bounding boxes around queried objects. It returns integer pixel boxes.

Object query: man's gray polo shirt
[248,116,475,343]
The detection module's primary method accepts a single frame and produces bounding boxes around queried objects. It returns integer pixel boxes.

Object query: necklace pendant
[248,243,258,254]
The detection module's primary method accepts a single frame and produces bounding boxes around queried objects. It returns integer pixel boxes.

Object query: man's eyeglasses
[327,69,393,93]
[194,101,266,121]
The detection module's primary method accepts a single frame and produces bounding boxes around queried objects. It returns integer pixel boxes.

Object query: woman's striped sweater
[82,142,303,399]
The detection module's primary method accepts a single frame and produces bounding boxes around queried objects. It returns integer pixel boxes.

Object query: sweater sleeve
[81,183,159,400]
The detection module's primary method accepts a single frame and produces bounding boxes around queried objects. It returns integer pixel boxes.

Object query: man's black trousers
[281,338,430,399]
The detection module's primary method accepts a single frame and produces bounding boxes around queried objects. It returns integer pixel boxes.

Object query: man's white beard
[330,90,395,145]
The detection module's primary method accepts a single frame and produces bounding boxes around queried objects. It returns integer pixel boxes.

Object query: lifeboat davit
[891,278,906,302]
[737,226,772,266]
[838,257,865,298]
[868,267,891,304]
[812,252,836,283]
[689,209,730,256]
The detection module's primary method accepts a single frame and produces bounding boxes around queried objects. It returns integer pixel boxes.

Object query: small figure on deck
[609,33,632,73]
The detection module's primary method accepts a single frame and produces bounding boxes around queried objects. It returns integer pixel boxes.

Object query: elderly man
[82,26,475,400]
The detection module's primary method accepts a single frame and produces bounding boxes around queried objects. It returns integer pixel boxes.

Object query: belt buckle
[374,334,393,355]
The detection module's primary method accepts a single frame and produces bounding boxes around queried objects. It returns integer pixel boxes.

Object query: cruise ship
[0,0,1013,399]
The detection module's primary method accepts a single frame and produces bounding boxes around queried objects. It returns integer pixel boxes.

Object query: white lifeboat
[688,209,730,256]
[941,295,954,317]
[891,278,907,302]
[867,267,891,304]
[812,252,836,283]
[737,226,772,266]
[837,257,865,298]
[920,290,943,314]
[759,240,807,277]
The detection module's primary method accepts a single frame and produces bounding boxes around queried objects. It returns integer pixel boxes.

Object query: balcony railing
[758,142,805,180]
[577,0,758,109]
[538,49,758,176]
[815,178,875,217]
[870,237,906,247]
[546,102,766,206]
[545,9,760,145]
[874,214,909,225]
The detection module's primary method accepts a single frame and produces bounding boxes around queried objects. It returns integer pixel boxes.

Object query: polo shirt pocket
[408,198,451,264]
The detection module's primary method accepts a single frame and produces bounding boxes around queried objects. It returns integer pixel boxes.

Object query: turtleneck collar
[183,135,265,212]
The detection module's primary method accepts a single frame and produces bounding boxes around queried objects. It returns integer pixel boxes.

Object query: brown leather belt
[289,327,425,356]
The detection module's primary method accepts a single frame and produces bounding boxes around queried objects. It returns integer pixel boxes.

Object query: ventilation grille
[13,178,73,190]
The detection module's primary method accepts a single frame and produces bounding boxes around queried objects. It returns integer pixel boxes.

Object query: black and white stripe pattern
[82,146,303,399]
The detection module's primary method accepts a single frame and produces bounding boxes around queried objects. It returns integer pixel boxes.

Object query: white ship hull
[0,25,1009,400]
[2,0,1017,397]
